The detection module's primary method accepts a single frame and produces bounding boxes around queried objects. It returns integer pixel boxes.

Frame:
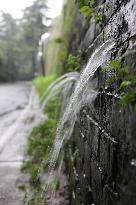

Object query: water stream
[48,40,115,171]
[41,72,80,110]
[41,40,115,197]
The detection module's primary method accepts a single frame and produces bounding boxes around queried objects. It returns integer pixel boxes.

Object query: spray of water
[40,72,79,103]
[41,73,80,110]
[41,40,115,199]
[48,40,115,173]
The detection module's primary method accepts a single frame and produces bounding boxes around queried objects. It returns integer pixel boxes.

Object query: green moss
[53,0,75,74]
[54,37,64,44]
[45,0,75,75]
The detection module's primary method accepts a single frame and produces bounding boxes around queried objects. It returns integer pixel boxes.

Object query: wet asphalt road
[0,82,42,205]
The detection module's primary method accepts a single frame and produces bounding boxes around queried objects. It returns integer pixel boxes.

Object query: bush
[33,74,56,97]
[20,96,60,204]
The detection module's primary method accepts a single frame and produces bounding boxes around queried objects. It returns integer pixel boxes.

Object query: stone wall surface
[65,0,136,204]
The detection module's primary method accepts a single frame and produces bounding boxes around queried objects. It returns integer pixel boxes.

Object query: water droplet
[131,159,136,166]
[83,174,86,178]
[72,191,75,199]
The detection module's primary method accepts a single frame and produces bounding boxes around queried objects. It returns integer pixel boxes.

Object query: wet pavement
[0,82,42,205]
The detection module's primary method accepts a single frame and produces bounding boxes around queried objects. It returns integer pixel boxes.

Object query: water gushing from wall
[41,40,115,197]
[48,40,115,170]
[41,72,80,110]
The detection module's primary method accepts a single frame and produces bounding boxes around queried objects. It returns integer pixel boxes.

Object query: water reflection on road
[0,82,43,205]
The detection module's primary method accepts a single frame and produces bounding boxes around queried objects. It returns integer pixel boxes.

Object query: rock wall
[65,0,136,204]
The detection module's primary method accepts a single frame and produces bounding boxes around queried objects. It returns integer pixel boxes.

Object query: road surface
[0,82,43,205]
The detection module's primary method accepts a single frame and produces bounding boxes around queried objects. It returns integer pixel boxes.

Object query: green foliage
[21,0,48,75]
[104,59,136,109]
[119,91,136,107]
[104,60,129,84]
[119,75,136,108]
[22,96,60,171]
[0,0,48,81]
[66,53,82,72]
[79,0,89,8]
[80,5,93,18]
[27,119,56,163]
[120,80,132,89]
[54,37,64,44]
[79,0,103,24]
[17,183,26,192]
[33,74,56,97]
[0,13,19,81]
[94,13,103,24]
[20,95,60,204]
[120,75,136,89]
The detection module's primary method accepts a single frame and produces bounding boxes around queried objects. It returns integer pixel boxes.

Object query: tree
[21,0,48,76]
[0,0,48,81]
[0,12,19,81]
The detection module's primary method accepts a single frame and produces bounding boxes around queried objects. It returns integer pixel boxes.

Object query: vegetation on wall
[45,0,75,75]
[33,74,56,97]
[65,52,85,72]
[104,59,136,109]
[79,0,103,24]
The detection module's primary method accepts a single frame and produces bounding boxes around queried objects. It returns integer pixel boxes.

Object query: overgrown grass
[19,94,61,204]
[33,74,56,97]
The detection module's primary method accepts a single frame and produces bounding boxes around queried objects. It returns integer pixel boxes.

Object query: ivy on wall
[79,0,103,24]
[104,59,136,109]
